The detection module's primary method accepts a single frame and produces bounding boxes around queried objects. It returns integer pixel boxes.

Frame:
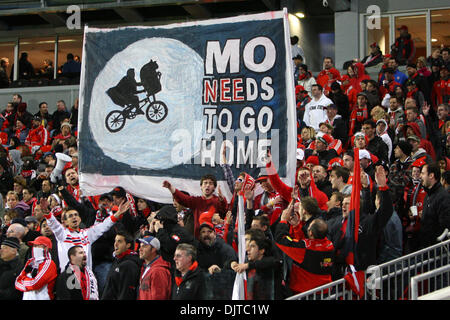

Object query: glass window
[393,14,426,65]
[431,9,450,51]
[56,35,83,77]
[18,37,56,80]
[0,41,15,83]
[366,16,390,57]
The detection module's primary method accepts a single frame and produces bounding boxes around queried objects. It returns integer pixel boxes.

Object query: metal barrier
[410,264,450,300]
[287,238,450,300]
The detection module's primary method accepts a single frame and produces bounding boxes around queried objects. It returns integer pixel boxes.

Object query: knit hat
[137,236,160,250]
[305,155,319,166]
[316,133,333,145]
[396,141,412,156]
[2,237,20,250]
[155,205,178,224]
[328,157,344,171]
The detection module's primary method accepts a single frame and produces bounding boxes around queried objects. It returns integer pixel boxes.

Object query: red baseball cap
[397,25,408,31]
[28,236,52,249]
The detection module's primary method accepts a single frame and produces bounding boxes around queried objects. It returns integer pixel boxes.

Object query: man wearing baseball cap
[0,237,24,300]
[393,25,415,65]
[15,236,58,300]
[24,114,49,153]
[137,235,172,300]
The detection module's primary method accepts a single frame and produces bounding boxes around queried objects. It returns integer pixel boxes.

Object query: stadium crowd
[0,35,449,300]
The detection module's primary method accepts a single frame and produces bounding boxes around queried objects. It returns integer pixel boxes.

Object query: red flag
[343,148,361,266]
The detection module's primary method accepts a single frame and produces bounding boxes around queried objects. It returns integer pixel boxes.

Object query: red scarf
[298,72,311,81]
[406,87,418,98]
[175,261,198,287]
[116,249,134,260]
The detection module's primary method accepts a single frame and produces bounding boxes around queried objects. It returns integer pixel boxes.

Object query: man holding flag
[328,148,393,291]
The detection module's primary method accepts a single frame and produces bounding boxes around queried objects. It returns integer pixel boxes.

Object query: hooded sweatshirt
[405,122,436,160]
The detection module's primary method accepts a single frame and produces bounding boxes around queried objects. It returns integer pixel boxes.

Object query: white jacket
[45,212,118,272]
[298,76,316,97]
[303,94,333,131]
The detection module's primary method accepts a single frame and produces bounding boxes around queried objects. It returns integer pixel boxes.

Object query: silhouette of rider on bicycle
[107,68,145,115]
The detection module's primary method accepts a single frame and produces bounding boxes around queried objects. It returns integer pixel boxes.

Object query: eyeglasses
[236,177,244,183]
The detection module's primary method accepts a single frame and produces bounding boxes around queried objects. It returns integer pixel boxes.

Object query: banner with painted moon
[78,10,296,203]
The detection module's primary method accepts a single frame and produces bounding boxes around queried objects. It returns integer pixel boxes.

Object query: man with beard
[56,245,99,300]
[312,164,332,199]
[25,115,50,153]
[196,220,237,275]
[163,174,228,238]
[137,236,172,300]
[418,163,450,249]
[34,102,52,129]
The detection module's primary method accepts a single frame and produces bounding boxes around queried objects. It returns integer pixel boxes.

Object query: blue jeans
[94,262,112,297]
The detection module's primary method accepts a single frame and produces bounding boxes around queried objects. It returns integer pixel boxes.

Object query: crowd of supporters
[0,37,449,300]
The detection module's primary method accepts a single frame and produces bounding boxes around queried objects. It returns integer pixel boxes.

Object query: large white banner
[78,10,296,202]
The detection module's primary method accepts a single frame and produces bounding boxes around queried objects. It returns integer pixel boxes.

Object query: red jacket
[25,125,50,147]
[431,78,450,108]
[316,68,341,94]
[138,256,172,300]
[275,221,334,294]
[266,162,329,211]
[15,255,58,300]
[173,189,228,238]
[379,80,402,99]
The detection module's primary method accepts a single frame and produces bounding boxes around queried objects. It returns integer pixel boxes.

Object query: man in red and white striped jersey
[41,198,131,273]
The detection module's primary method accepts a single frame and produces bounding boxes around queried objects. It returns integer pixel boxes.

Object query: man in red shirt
[316,57,341,95]
[431,66,449,109]
[25,115,50,153]
[162,174,228,238]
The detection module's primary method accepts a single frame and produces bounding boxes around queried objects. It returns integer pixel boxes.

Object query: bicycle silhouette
[105,60,168,133]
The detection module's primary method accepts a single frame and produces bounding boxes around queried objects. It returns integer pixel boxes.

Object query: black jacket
[327,188,393,278]
[330,116,348,146]
[329,91,350,120]
[0,257,23,300]
[172,262,207,300]
[367,136,389,164]
[101,251,141,300]
[0,158,13,196]
[419,183,450,249]
[246,255,284,300]
[55,263,96,300]
[154,222,195,263]
[197,237,237,271]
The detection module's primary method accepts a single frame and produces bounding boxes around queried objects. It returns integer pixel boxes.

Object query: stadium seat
[10,79,29,87]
